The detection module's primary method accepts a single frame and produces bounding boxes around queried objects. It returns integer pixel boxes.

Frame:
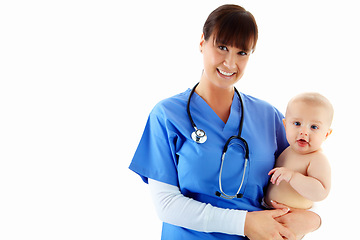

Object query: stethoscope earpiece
[191,129,207,144]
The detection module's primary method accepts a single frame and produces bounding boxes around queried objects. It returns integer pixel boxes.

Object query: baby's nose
[300,128,308,136]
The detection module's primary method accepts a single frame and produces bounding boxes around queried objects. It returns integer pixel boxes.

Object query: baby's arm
[269,154,331,202]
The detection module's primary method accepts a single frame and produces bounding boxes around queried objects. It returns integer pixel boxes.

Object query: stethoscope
[187,83,249,199]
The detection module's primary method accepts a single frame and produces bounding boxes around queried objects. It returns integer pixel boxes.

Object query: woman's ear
[199,33,205,53]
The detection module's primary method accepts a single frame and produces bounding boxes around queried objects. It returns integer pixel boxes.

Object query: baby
[265,92,333,209]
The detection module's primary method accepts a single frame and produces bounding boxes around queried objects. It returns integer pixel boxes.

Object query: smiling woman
[199,4,257,91]
[129,4,321,240]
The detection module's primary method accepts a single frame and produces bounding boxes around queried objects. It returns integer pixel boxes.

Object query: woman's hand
[272,201,321,239]
[244,208,295,240]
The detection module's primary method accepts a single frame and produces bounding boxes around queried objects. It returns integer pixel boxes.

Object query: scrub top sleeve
[274,107,289,159]
[129,107,179,187]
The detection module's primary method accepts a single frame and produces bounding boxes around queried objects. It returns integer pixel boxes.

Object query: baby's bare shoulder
[307,150,331,177]
[308,150,329,164]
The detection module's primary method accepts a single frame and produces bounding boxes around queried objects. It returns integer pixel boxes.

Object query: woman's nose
[223,54,236,69]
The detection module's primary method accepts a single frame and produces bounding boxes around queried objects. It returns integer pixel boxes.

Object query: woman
[129,4,321,240]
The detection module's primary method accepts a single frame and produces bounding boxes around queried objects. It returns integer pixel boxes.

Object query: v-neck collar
[191,90,241,133]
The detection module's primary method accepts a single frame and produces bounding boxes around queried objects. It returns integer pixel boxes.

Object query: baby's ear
[325,128,333,140]
[282,119,286,129]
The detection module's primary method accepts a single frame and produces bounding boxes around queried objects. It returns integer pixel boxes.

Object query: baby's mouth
[296,139,309,147]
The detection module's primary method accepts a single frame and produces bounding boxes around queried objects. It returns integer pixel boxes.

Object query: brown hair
[203,4,258,52]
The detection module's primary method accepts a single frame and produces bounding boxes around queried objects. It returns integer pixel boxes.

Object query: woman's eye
[311,125,319,130]
[239,51,247,56]
[218,46,228,51]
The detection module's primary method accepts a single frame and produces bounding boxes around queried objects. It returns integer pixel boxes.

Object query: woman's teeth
[218,69,234,76]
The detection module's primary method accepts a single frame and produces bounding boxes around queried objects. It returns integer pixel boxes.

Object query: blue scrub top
[129,88,288,240]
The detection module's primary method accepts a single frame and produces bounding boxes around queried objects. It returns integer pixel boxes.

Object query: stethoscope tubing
[187,83,250,199]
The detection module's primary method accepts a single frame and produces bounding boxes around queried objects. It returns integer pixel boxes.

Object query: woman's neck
[195,80,234,123]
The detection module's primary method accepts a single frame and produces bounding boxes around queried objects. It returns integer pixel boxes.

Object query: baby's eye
[311,125,319,130]
[293,121,301,126]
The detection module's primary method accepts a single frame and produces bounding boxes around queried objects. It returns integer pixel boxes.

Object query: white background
[1,0,359,239]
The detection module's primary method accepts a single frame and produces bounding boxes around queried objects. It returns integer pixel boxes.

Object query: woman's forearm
[148,178,247,236]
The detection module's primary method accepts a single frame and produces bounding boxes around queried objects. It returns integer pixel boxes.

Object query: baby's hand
[268,167,294,185]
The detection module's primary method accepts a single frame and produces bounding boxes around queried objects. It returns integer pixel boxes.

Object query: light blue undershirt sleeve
[148,179,247,236]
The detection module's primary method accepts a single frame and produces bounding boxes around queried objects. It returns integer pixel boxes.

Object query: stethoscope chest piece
[191,129,207,144]
[187,82,250,200]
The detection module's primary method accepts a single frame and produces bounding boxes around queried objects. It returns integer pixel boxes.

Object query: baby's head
[283,92,333,154]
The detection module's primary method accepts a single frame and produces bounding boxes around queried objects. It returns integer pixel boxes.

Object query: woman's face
[200,33,251,90]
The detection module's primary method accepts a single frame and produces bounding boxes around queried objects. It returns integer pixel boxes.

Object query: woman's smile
[217,68,236,77]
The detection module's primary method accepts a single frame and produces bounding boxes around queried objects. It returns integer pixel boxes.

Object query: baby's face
[284,101,332,154]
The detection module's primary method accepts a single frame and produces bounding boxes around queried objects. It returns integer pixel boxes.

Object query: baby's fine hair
[287,92,334,125]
